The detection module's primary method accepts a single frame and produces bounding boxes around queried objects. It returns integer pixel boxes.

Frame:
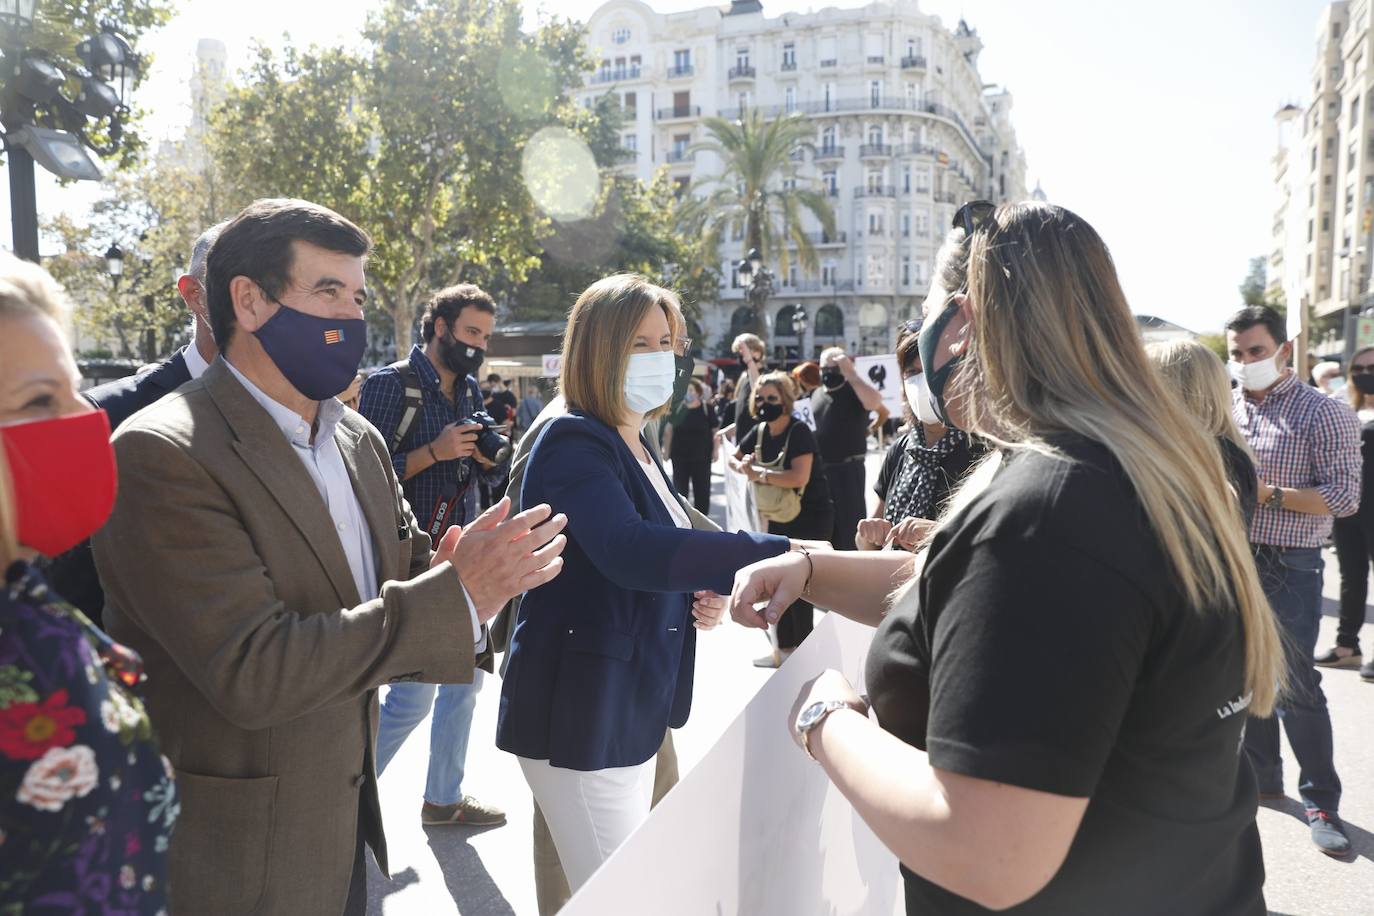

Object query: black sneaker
[1314,646,1362,669]
[1362,659,1374,682]
[1307,809,1352,857]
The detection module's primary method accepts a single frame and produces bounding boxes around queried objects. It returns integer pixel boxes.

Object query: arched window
[814,303,845,339]
[775,303,804,336]
[727,306,754,343]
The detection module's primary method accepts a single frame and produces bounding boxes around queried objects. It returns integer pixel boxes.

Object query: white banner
[852,354,903,418]
[541,354,562,378]
[719,430,762,534]
[563,612,904,916]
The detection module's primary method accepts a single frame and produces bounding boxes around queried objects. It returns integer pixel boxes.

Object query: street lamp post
[735,246,774,344]
[793,306,809,363]
[0,8,140,261]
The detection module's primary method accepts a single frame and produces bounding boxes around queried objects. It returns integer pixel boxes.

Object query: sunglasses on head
[952,200,997,237]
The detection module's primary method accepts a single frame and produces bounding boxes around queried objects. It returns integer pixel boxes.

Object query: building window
[868,211,884,235]
[823,171,838,194]
[902,256,911,286]
[623,133,637,151]
[866,170,882,192]
[901,213,910,238]
[822,262,836,286]
[916,211,929,236]
[821,126,836,149]
[787,264,798,287]
[1322,214,1331,232]
[785,86,796,113]
[783,177,797,191]
[673,176,689,198]
[867,124,883,145]
[736,91,750,114]
[612,27,630,44]
[623,91,636,116]
[903,166,911,192]
[736,47,750,69]
[905,82,918,109]
[823,82,834,111]
[782,42,796,69]
[915,169,930,192]
[1354,95,1362,128]
[673,48,691,70]
[870,80,883,108]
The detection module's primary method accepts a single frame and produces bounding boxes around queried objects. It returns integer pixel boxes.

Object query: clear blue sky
[17,0,1332,334]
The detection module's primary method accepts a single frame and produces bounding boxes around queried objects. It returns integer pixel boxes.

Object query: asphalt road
[365,453,1374,915]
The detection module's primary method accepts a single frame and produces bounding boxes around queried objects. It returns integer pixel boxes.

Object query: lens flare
[522,127,600,222]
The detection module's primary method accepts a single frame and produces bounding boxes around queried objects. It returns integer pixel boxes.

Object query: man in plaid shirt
[1228,305,1361,857]
[357,284,510,829]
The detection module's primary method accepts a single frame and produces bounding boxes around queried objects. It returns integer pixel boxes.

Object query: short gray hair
[186,220,231,284]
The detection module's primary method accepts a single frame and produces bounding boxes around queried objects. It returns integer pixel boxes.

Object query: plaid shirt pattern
[1233,371,1362,548]
[357,345,504,532]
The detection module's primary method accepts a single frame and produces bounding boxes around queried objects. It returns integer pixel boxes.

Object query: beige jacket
[94,359,477,915]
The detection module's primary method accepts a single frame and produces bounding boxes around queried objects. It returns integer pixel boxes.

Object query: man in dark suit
[45,222,227,621]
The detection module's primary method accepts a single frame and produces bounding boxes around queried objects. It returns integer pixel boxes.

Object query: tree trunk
[745,203,770,343]
[390,296,415,361]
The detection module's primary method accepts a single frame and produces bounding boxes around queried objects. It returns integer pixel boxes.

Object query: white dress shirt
[183,342,211,380]
[223,359,483,648]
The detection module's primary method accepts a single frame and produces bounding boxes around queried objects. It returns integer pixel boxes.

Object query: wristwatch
[1263,484,1285,511]
[796,698,862,761]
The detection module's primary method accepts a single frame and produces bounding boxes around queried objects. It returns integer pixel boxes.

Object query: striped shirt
[357,345,506,533]
[1233,370,1362,548]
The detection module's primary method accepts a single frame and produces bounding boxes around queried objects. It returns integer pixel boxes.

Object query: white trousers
[518,756,656,892]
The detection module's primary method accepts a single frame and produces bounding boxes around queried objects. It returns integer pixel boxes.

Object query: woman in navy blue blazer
[497,275,793,890]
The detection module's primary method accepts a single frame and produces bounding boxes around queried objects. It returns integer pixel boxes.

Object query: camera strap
[388,361,425,454]
[427,478,474,542]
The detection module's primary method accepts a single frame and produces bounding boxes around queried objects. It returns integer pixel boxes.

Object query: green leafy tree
[207,0,608,353]
[23,0,176,172]
[1239,256,1268,307]
[677,110,836,338]
[1196,332,1229,364]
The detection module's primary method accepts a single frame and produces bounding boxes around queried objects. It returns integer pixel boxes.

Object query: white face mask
[623,350,677,414]
[1228,351,1284,392]
[905,372,942,425]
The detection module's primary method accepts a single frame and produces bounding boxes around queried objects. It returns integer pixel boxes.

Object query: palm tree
[678,109,836,341]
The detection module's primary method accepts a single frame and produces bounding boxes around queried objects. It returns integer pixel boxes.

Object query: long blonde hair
[1145,339,1251,455]
[951,203,1283,715]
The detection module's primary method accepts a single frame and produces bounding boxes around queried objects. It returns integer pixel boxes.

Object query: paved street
[366,451,1374,915]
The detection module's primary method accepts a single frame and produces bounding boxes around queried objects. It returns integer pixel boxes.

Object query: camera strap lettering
[427,478,473,542]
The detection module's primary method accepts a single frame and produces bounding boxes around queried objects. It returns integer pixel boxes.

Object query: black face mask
[756,401,785,422]
[440,332,484,378]
[821,369,844,389]
[669,352,696,413]
[1353,374,1374,395]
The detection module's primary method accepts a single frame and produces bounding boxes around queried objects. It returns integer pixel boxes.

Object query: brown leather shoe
[421,796,506,828]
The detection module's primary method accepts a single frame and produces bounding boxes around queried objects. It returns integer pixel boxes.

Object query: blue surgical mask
[916,301,966,428]
[624,350,677,414]
[253,299,367,401]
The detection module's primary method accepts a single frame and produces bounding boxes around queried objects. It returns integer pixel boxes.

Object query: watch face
[797,700,829,731]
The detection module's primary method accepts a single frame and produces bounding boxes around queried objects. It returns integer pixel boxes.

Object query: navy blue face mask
[253,298,368,401]
[916,300,966,428]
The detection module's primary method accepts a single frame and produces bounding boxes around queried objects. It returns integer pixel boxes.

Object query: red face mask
[1,410,116,557]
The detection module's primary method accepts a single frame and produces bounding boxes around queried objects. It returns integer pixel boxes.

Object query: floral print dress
[0,561,176,914]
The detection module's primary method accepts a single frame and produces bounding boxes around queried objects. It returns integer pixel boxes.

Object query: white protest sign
[541,354,562,378]
[719,433,762,534]
[852,353,903,418]
[563,612,904,916]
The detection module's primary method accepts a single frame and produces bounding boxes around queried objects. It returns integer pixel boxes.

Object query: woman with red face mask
[0,254,175,911]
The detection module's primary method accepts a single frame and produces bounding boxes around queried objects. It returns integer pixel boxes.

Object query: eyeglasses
[901,318,923,335]
[675,336,693,356]
[1351,363,1374,375]
[754,394,783,404]
[952,200,996,237]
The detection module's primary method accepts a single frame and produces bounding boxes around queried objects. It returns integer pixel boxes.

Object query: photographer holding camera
[357,283,512,828]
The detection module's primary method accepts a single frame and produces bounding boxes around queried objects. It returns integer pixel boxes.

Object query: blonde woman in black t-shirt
[729,203,1285,915]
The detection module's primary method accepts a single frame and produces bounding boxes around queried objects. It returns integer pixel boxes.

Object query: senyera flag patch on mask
[324,329,344,345]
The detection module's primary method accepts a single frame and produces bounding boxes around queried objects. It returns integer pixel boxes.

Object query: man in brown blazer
[93,198,566,915]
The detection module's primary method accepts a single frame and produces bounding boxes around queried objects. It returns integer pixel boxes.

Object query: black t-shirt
[865,434,1265,916]
[738,418,831,517]
[873,426,977,523]
[1356,414,1374,520]
[669,403,717,461]
[811,381,869,462]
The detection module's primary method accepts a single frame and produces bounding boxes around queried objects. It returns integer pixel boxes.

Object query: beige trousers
[532,730,680,915]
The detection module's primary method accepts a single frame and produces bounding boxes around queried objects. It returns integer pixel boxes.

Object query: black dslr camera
[459,410,513,464]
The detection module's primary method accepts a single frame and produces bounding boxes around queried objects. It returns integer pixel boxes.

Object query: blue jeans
[375,674,481,806]
[1244,546,1342,812]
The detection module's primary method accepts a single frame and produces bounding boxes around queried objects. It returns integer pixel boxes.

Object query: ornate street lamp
[793,306,809,362]
[735,247,774,342]
[2,14,141,261]
[104,241,123,286]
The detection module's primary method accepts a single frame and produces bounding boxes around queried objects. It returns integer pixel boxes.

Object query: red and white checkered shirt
[1233,371,1362,548]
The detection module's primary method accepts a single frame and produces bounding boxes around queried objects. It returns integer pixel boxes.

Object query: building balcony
[655,105,701,121]
[612,147,638,164]
[814,144,844,160]
[791,231,847,246]
[728,65,756,81]
[819,58,837,68]
[866,55,885,66]
[835,280,856,291]
[824,187,840,198]
[897,142,940,157]
[900,55,927,70]
[781,60,797,71]
[666,65,695,79]
[859,143,893,158]
[855,185,897,198]
[589,66,641,85]
[933,190,957,204]
[666,149,694,164]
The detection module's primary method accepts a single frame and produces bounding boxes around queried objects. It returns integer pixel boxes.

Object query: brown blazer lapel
[203,360,361,608]
[335,421,402,579]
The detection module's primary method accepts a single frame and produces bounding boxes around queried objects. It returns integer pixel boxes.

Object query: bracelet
[427,442,440,463]
[797,545,814,596]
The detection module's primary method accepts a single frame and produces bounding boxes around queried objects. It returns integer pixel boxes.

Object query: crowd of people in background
[0,195,1367,915]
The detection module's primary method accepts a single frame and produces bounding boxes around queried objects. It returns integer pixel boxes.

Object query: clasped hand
[429,497,567,623]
